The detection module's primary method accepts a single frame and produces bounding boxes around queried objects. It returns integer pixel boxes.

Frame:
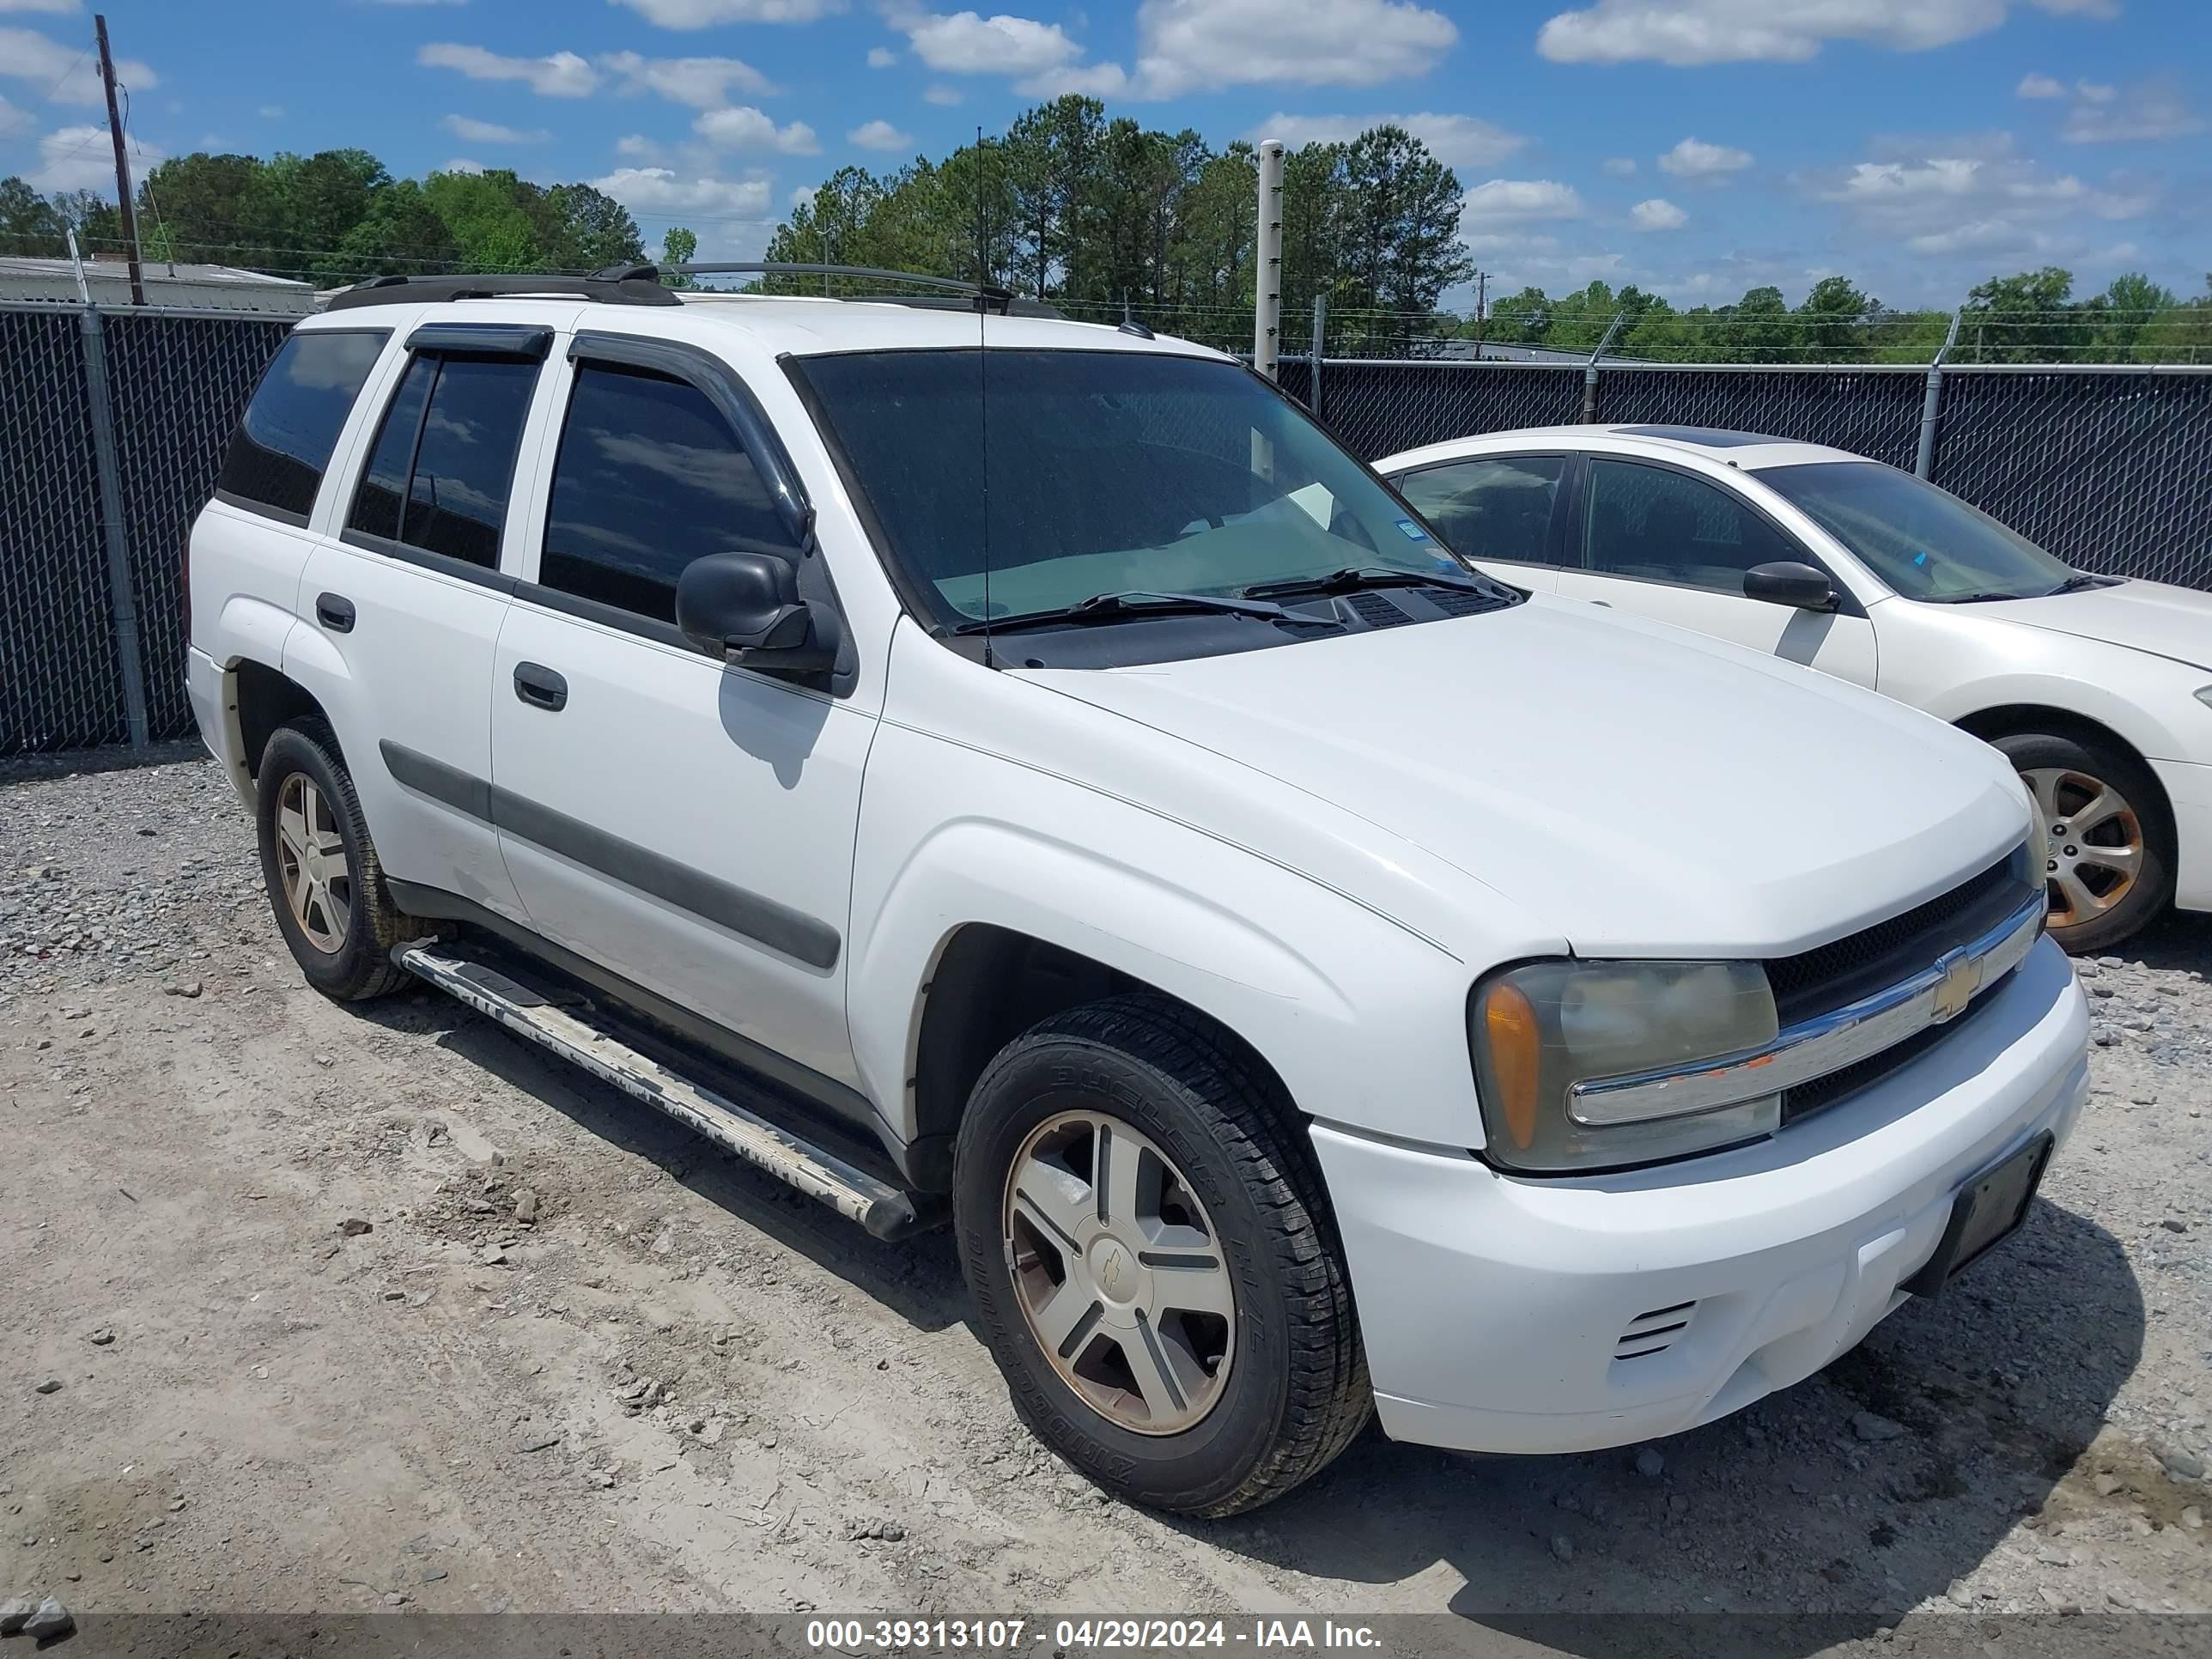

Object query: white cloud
[1659,137,1752,178]
[2062,80,2205,143]
[2075,80,2114,103]
[902,10,1083,75]
[35,121,161,191]
[1630,196,1686,230]
[866,46,897,67]
[790,183,819,210]
[615,133,665,161]
[600,52,774,106]
[1459,178,1585,228]
[693,104,821,153]
[590,165,775,220]
[443,157,486,174]
[1128,0,1458,98]
[417,43,598,97]
[891,0,1458,100]
[1536,1,2111,68]
[610,0,843,25]
[443,113,549,144]
[0,0,83,13]
[923,82,963,104]
[848,118,915,151]
[2015,72,2063,98]
[1251,111,1523,171]
[258,103,284,118]
[1601,155,1638,176]
[0,27,155,104]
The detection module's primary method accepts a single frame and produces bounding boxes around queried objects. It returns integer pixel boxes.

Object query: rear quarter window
[216,329,389,524]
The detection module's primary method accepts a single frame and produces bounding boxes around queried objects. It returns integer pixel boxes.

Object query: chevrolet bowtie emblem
[1930,946,1982,1024]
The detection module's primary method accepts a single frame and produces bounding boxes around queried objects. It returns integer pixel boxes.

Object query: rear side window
[1395,456,1563,564]
[216,330,388,524]
[345,354,538,570]
[539,363,795,624]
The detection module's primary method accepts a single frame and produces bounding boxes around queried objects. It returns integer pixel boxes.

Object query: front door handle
[513,661,568,712]
[315,592,355,633]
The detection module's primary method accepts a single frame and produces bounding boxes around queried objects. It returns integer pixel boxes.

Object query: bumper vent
[1614,1301,1698,1361]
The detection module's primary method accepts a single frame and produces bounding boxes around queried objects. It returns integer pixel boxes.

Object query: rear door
[1387,452,1567,592]
[486,332,878,1103]
[290,318,556,921]
[1551,455,1877,685]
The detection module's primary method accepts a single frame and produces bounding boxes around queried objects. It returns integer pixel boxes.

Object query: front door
[1552,456,1877,686]
[487,349,877,1097]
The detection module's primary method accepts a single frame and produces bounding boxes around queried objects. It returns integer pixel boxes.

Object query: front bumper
[2150,757,2212,913]
[1313,936,2088,1455]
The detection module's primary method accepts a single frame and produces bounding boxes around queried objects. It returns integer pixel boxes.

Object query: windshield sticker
[1914,551,1929,567]
[1395,519,1430,541]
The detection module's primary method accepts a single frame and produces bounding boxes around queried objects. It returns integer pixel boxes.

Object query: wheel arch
[1953,702,2176,840]
[229,656,338,781]
[905,923,1305,1194]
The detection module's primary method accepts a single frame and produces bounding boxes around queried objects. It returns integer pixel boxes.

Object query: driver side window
[1583,459,1796,594]
[540,362,796,625]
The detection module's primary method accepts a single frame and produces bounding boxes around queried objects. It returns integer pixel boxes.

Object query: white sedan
[1377,423,2212,951]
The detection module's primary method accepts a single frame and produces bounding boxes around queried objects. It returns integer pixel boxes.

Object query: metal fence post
[1309,294,1326,420]
[1581,312,1626,423]
[1914,312,1962,481]
[78,302,150,750]
[1253,140,1284,380]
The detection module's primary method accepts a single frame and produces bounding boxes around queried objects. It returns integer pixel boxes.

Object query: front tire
[255,719,413,1001]
[1996,730,2173,954]
[952,995,1370,1516]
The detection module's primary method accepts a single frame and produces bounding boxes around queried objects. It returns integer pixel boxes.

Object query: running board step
[395,944,922,1239]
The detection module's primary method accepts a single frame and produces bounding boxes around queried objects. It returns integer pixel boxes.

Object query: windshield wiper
[2044,571,2111,597]
[1240,564,1489,601]
[951,589,1342,635]
[1926,588,2032,605]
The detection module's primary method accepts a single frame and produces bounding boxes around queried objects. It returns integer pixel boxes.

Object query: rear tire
[256,719,414,1001]
[952,994,1370,1516]
[1995,729,2172,955]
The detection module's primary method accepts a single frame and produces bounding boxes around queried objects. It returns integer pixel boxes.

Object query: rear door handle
[315,592,355,633]
[513,661,568,712]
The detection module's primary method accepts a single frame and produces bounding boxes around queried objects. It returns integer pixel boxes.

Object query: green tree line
[0,150,652,286]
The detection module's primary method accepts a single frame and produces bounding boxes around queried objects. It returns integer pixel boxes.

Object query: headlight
[1470,960,1780,1173]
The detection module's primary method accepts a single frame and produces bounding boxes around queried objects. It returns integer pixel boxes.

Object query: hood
[1024,596,2030,958]
[1964,579,2212,672]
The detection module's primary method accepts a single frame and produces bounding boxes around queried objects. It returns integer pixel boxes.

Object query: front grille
[1778,984,2003,1124]
[1765,846,2035,1027]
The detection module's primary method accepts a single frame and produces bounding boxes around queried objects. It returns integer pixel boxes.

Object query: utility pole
[1474,270,1488,354]
[1253,139,1284,380]
[94,13,145,307]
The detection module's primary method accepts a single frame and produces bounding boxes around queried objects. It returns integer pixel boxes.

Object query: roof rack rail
[323,271,680,312]
[611,261,1033,316]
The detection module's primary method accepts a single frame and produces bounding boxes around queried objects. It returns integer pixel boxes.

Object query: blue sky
[2,0,2206,308]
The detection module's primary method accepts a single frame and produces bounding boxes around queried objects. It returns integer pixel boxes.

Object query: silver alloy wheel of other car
[275,772,353,955]
[1002,1109,1237,1436]
[2022,764,2144,931]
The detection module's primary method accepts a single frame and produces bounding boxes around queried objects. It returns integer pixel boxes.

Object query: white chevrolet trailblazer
[1380,423,2212,953]
[187,265,2087,1516]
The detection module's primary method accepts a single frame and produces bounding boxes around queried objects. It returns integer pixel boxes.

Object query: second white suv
[187,266,2087,1516]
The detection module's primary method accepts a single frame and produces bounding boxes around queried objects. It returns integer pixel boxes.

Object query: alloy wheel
[2022,765,2143,931]
[1002,1110,1237,1436]
[274,772,354,954]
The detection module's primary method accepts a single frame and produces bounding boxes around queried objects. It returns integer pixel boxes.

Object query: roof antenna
[975,123,994,669]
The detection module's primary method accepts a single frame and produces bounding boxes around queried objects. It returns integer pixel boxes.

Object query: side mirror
[1742,560,1838,612]
[676,550,838,673]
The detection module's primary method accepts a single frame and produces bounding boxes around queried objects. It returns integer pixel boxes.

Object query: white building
[0,256,316,314]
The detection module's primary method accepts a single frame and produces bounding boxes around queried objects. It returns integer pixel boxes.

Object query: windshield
[1759,460,2075,602]
[799,348,1476,625]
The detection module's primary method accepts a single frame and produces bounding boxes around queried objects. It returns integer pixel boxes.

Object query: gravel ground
[2,752,2208,1646]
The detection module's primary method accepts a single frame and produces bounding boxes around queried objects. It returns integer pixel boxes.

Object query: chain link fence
[3,302,2210,757]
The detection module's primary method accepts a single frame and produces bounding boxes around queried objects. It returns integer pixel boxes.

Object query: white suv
[187,266,2087,1516]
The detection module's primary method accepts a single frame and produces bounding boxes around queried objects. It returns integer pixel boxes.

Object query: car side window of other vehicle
[539,363,799,626]
[1394,455,1564,565]
[215,330,390,525]
[344,352,538,572]
[1583,458,1797,594]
